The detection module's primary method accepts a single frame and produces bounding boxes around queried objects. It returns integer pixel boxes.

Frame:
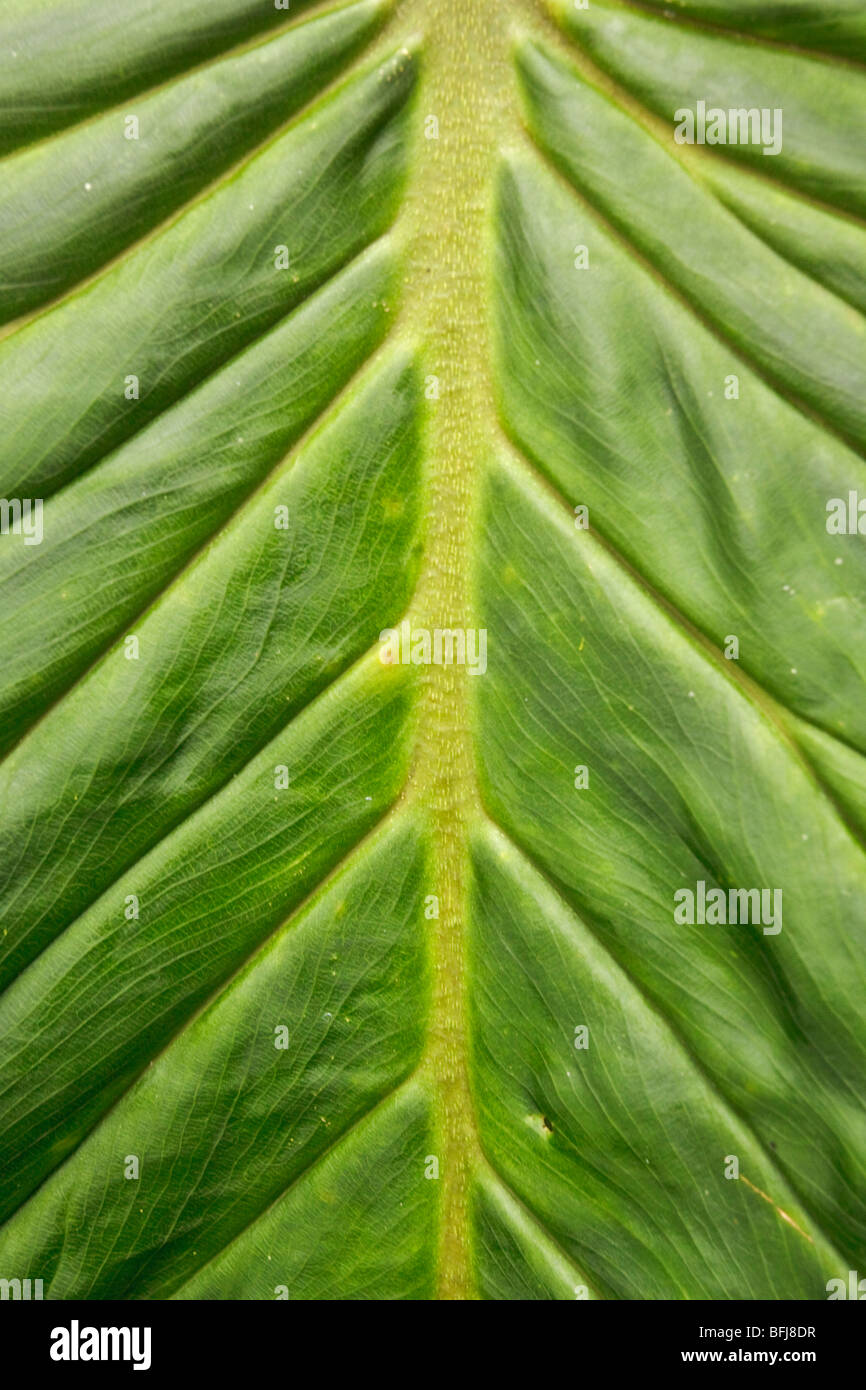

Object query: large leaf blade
[0,0,864,1300]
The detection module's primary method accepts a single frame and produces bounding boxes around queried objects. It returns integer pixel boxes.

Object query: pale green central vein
[385,0,523,1299]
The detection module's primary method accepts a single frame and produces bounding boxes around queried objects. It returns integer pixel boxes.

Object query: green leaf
[0,0,864,1300]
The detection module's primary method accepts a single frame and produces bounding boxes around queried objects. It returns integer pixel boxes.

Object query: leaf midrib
[385,0,520,1300]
